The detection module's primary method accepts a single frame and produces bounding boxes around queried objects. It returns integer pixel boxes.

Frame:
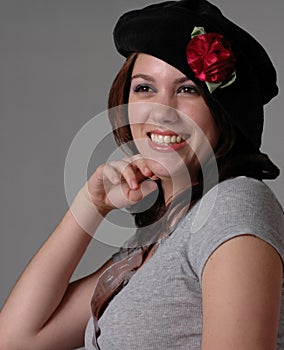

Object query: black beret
[113,0,278,150]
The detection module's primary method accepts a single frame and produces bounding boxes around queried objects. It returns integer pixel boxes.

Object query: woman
[0,0,283,349]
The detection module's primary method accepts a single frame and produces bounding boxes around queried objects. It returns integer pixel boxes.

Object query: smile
[146,130,190,152]
[150,133,183,145]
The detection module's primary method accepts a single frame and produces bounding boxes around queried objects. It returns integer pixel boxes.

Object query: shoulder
[212,176,283,227]
[206,174,274,194]
[189,176,283,232]
[209,175,281,207]
[184,176,284,280]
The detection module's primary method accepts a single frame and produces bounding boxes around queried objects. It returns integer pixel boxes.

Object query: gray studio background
[1,0,283,322]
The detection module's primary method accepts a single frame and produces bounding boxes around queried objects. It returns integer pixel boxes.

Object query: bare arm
[0,156,157,349]
[0,208,109,349]
[201,235,283,350]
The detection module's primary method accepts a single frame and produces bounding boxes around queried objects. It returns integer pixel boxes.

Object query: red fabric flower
[186,33,236,83]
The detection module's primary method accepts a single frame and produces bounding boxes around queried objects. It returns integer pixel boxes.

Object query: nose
[149,101,179,125]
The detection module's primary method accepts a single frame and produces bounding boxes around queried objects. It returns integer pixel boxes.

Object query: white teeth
[158,135,164,143]
[164,135,171,144]
[150,133,184,145]
[171,135,176,143]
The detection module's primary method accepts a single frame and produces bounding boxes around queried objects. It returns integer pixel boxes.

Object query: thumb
[140,180,158,197]
[128,180,158,203]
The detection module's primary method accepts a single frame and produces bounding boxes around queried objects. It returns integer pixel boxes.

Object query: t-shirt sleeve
[186,176,284,282]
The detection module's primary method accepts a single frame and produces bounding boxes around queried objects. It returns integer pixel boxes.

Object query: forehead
[132,53,187,79]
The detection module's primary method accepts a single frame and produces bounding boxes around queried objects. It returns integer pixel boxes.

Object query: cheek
[128,102,148,125]
[129,123,148,155]
[186,105,219,148]
[129,124,140,140]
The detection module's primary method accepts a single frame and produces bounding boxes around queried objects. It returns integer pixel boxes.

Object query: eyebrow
[174,76,194,84]
[131,74,155,82]
[131,74,194,85]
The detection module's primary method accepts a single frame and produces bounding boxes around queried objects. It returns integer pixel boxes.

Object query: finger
[128,180,158,203]
[105,179,157,209]
[125,155,158,180]
[108,160,142,190]
[101,163,122,186]
[104,180,134,209]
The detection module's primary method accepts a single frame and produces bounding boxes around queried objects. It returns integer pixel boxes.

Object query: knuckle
[96,163,106,172]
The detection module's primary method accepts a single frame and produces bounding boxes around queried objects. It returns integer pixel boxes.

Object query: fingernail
[112,177,120,185]
[131,180,138,189]
[143,167,152,175]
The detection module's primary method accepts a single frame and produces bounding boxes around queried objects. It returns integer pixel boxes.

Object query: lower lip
[148,137,188,152]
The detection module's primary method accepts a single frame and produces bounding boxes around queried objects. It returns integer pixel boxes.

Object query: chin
[146,157,196,181]
[145,159,172,177]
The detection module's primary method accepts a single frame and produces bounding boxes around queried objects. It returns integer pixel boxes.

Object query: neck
[161,172,197,205]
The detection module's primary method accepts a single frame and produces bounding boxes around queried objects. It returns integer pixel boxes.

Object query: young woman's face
[128,53,219,183]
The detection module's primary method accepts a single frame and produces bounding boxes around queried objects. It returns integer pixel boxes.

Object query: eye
[177,85,199,95]
[133,84,156,93]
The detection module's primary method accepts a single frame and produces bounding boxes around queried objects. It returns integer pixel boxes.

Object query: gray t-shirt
[85,176,284,349]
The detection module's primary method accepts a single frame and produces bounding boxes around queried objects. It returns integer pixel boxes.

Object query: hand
[87,155,159,216]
